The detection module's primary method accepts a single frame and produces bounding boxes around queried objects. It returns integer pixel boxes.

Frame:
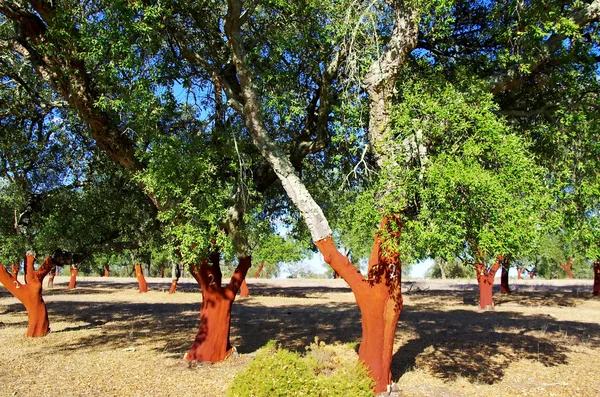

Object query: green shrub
[227,339,374,397]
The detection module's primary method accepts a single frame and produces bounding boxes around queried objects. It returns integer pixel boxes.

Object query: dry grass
[0,276,599,396]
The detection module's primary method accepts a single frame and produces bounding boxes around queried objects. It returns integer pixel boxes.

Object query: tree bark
[104,264,110,277]
[475,255,503,310]
[169,262,180,294]
[47,267,56,288]
[0,253,63,336]
[438,260,447,280]
[253,263,264,278]
[11,264,19,282]
[500,258,511,294]
[316,216,402,392]
[517,265,524,280]
[593,261,599,296]
[238,279,249,297]
[184,254,251,363]
[135,264,148,293]
[67,265,78,289]
[559,257,574,279]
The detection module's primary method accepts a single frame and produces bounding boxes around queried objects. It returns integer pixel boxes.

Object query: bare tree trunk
[169,262,180,294]
[184,254,251,363]
[67,265,78,289]
[559,257,574,279]
[135,264,148,293]
[0,252,70,336]
[475,256,503,310]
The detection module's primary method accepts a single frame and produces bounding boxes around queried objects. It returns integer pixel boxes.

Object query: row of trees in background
[1,0,599,393]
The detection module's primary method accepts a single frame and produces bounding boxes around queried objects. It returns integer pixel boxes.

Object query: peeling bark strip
[134,264,148,293]
[184,254,251,363]
[0,251,71,336]
[475,255,503,310]
[559,258,574,279]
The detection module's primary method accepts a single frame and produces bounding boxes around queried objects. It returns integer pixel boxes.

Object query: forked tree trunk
[47,267,56,288]
[316,216,402,391]
[184,253,251,363]
[475,255,503,310]
[104,264,110,277]
[529,268,536,279]
[134,264,148,293]
[593,261,599,296]
[559,258,574,279]
[517,265,524,280]
[500,260,511,294]
[67,265,78,289]
[0,254,59,336]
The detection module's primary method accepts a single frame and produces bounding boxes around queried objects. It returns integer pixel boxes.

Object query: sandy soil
[0,276,598,396]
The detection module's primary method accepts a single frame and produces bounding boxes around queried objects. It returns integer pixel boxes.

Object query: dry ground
[0,276,599,396]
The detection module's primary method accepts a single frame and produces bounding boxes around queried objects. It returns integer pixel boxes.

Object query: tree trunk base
[239,279,249,297]
[184,292,234,363]
[169,279,177,294]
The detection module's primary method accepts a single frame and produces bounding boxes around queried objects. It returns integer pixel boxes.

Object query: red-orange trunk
[134,264,148,293]
[11,264,19,281]
[253,263,264,278]
[161,267,165,278]
[239,279,249,297]
[169,279,177,294]
[315,216,403,394]
[475,256,502,310]
[68,266,78,289]
[356,285,401,392]
[0,255,55,337]
[593,262,599,296]
[104,264,110,277]
[184,255,251,363]
[560,258,574,279]
[517,266,524,280]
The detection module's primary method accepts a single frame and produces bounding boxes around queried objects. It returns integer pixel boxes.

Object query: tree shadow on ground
[2,284,599,386]
[393,303,600,384]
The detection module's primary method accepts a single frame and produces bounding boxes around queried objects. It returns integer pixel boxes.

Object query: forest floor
[0,276,599,396]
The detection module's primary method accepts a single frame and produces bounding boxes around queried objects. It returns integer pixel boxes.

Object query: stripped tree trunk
[315,216,402,390]
[184,253,251,363]
[169,262,180,294]
[593,261,599,296]
[559,257,574,279]
[0,253,67,336]
[517,265,524,280]
[475,255,503,310]
[253,263,264,278]
[67,265,78,289]
[104,264,110,277]
[238,279,249,297]
[529,268,536,279]
[135,264,148,293]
